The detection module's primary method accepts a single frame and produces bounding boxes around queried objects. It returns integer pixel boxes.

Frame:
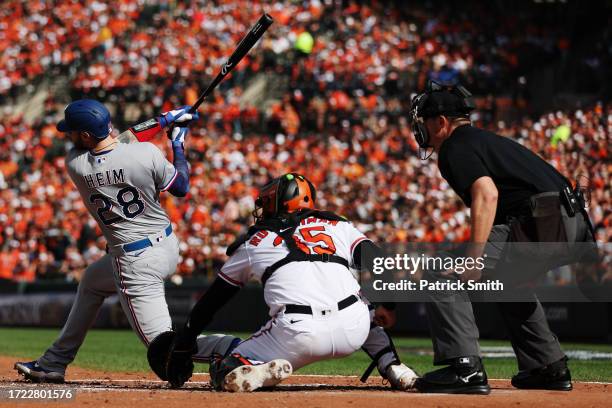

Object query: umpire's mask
[409,92,431,153]
[409,81,475,159]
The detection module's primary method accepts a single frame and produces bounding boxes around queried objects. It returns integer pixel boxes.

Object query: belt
[284,294,359,315]
[122,224,173,253]
[529,187,586,218]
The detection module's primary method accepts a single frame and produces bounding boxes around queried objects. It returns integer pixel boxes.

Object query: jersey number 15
[89,186,145,225]
[274,226,337,255]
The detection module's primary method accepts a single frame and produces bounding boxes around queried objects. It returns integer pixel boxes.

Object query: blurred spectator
[0,1,609,283]
[0,100,609,283]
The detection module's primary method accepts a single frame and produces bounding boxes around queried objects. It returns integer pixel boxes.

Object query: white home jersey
[66,142,177,246]
[220,216,371,315]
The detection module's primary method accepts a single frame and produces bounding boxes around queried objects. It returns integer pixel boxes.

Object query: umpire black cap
[415,81,475,118]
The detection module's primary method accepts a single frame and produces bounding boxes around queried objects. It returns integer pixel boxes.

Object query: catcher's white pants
[233,297,370,370]
[38,233,235,374]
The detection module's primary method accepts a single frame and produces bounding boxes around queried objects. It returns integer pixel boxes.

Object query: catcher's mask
[409,81,475,159]
[253,173,316,221]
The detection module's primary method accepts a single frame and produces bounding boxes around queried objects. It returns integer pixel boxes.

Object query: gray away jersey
[66,142,177,246]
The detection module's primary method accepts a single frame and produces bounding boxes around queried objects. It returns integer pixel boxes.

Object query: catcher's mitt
[147,331,176,381]
[165,331,198,388]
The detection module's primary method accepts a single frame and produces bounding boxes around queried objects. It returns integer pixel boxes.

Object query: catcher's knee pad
[209,353,252,391]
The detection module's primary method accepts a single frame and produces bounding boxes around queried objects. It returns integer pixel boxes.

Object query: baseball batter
[14,99,237,383]
[164,173,418,392]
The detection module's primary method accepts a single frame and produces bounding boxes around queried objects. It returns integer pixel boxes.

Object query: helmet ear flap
[306,179,316,203]
[293,174,316,206]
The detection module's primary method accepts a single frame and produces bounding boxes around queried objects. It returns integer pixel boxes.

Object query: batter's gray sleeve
[146,143,177,191]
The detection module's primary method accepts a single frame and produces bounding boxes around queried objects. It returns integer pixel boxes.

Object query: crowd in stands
[0,1,609,283]
[4,1,607,122]
[0,0,137,104]
[0,100,608,282]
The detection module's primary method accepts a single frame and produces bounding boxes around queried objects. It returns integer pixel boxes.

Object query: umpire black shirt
[438,125,571,225]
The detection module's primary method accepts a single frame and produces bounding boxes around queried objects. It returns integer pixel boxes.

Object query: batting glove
[159,106,199,128]
[168,126,189,147]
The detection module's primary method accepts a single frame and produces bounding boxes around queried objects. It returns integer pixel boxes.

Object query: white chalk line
[0,384,528,396]
[3,375,610,386]
[193,374,612,385]
[75,388,519,396]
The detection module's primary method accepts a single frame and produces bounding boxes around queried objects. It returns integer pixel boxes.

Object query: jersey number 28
[89,186,145,225]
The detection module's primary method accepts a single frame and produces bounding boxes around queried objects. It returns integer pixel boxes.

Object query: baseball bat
[189,13,274,113]
[120,13,273,144]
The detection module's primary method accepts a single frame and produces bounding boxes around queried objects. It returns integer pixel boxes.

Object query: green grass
[1,327,610,381]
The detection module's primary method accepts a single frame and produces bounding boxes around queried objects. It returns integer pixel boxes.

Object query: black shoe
[415,356,490,395]
[511,357,572,391]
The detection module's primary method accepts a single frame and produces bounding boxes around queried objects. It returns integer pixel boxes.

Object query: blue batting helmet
[56,99,112,139]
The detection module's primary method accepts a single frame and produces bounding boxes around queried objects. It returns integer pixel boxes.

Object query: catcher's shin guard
[360,326,400,382]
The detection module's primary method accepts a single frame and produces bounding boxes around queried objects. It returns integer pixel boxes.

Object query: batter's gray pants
[38,233,236,374]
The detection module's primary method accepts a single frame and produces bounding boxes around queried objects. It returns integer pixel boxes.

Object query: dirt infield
[0,357,609,408]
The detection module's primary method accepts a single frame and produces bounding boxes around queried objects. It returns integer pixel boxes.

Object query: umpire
[407,81,596,394]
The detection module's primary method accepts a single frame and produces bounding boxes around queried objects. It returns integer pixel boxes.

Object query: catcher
[163,173,418,392]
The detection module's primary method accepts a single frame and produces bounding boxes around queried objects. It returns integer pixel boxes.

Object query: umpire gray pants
[38,233,236,374]
[425,225,567,371]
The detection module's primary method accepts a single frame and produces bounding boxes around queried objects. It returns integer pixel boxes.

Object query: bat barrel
[189,13,274,114]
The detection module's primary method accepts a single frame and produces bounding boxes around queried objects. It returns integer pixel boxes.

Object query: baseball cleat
[14,361,65,383]
[222,359,292,392]
[511,357,572,391]
[414,356,490,395]
[386,363,418,390]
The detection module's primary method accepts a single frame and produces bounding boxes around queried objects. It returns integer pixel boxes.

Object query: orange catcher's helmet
[254,173,316,221]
